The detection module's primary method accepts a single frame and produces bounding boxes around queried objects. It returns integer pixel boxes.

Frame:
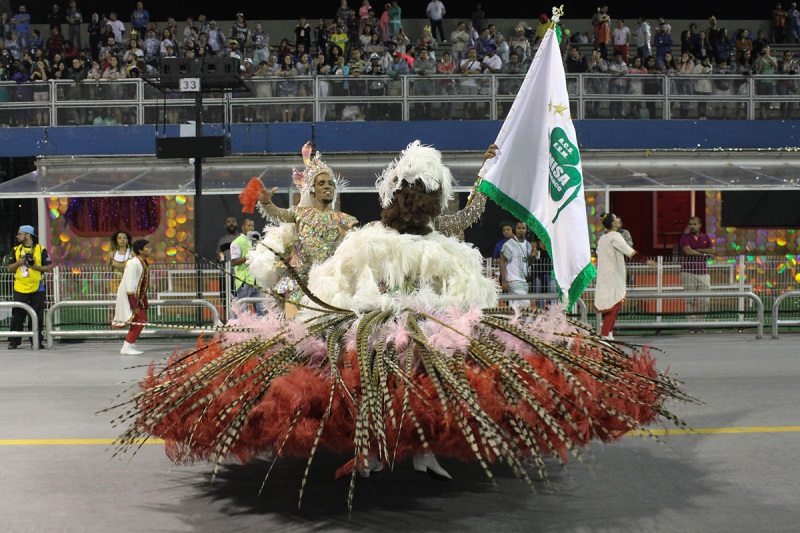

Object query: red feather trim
[238,177,264,214]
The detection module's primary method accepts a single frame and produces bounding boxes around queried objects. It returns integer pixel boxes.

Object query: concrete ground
[1,333,799,533]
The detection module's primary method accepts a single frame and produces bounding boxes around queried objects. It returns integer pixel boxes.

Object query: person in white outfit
[113,239,152,355]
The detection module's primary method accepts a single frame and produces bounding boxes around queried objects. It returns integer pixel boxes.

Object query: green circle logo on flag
[549,127,583,224]
[549,127,582,202]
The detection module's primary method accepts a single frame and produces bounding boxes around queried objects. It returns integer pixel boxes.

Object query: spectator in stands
[471,4,485,34]
[207,20,226,55]
[612,18,631,63]
[27,28,43,55]
[788,2,800,43]
[46,25,66,61]
[393,27,410,53]
[330,25,349,58]
[418,25,438,58]
[5,31,22,60]
[481,43,501,73]
[500,51,526,95]
[425,0,446,43]
[44,4,65,38]
[379,3,390,40]
[712,58,733,119]
[679,216,714,329]
[755,45,778,119]
[228,13,250,55]
[66,0,82,50]
[459,47,481,119]
[488,24,509,63]
[586,47,608,118]
[707,15,721,49]
[592,8,610,58]
[693,56,713,119]
[752,29,769,56]
[10,4,30,49]
[474,28,494,58]
[777,50,799,118]
[366,32,384,56]
[314,18,328,55]
[364,8,380,41]
[158,27,176,57]
[734,28,753,62]
[607,50,629,117]
[142,28,158,63]
[508,25,530,61]
[674,51,695,119]
[388,1,402,38]
[654,21,672,68]
[411,46,435,118]
[714,28,733,65]
[635,17,651,60]
[627,55,647,119]
[87,13,102,61]
[295,16,312,52]
[772,2,788,44]
[130,1,149,36]
[693,31,712,61]
[107,12,125,44]
[360,24,374,50]
[436,50,455,119]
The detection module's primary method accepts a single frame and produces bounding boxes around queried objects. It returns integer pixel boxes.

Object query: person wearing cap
[7,225,52,349]
[229,12,250,55]
[229,218,264,316]
[113,239,153,355]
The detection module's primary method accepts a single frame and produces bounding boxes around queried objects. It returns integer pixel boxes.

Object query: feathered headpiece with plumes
[376,140,455,213]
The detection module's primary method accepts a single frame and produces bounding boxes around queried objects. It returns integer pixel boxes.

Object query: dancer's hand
[302,141,313,166]
[258,186,278,204]
[339,220,358,238]
[483,144,498,162]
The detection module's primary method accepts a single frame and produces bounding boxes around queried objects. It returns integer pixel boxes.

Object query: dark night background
[23,1,764,24]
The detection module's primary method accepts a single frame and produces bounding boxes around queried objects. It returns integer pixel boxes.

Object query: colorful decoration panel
[47,195,194,265]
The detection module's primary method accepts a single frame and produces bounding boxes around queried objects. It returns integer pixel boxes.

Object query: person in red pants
[113,239,152,355]
[594,213,654,340]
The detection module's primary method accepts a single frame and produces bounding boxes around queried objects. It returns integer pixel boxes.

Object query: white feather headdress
[375,140,455,213]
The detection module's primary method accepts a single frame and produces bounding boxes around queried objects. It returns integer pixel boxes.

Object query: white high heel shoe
[413,452,452,480]
[358,455,384,478]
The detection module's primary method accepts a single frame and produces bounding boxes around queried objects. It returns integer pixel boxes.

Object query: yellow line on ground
[2,427,800,446]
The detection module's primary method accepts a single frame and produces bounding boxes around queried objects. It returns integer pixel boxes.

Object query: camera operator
[7,225,52,349]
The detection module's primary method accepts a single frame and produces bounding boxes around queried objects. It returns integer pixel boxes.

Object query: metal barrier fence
[1,73,799,126]
[45,299,221,347]
[0,301,40,350]
[2,255,798,346]
[771,290,800,339]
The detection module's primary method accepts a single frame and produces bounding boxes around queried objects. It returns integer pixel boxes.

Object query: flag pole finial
[551,5,564,24]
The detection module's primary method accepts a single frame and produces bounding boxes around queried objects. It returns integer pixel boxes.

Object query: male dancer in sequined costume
[257,149,358,318]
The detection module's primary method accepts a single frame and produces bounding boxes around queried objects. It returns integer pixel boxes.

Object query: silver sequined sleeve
[257,201,296,224]
[435,189,488,237]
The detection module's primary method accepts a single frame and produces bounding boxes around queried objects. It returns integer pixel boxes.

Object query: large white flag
[478,23,595,308]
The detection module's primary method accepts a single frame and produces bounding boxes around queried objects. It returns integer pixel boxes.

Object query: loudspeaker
[156,136,231,159]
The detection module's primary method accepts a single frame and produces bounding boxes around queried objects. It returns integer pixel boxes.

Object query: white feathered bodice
[304,222,499,314]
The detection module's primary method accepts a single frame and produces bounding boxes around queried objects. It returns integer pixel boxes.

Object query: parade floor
[1,333,799,533]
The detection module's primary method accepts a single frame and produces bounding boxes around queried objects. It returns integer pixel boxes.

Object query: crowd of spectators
[0,2,796,123]
[572,6,800,119]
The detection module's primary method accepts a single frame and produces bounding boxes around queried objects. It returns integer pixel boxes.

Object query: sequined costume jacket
[259,201,357,301]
